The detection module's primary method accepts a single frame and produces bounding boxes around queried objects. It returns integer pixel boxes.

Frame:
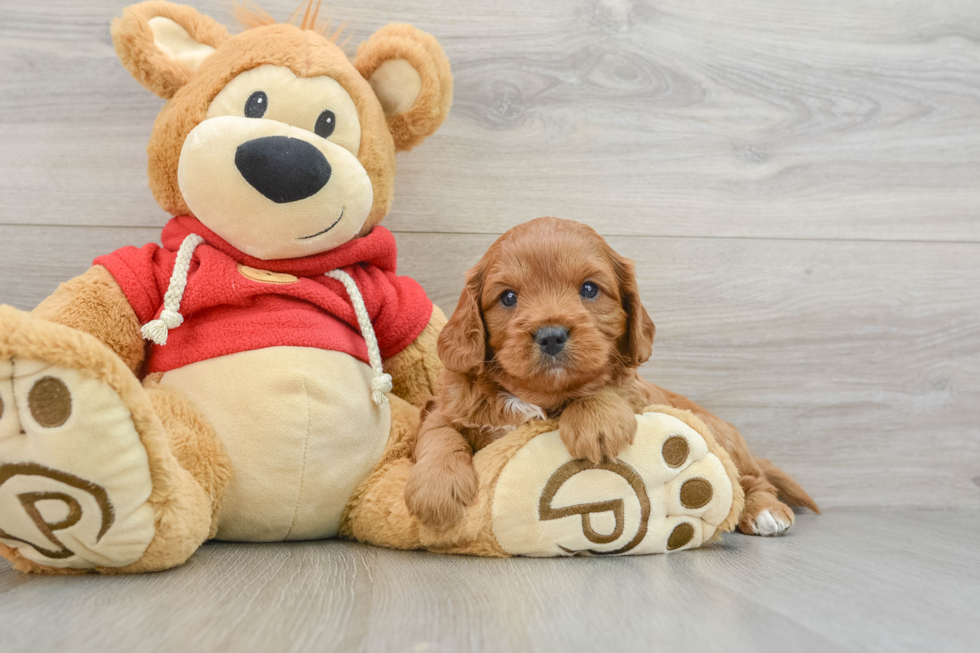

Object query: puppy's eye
[244,91,268,118]
[315,110,336,138]
[500,290,518,307]
[580,281,599,300]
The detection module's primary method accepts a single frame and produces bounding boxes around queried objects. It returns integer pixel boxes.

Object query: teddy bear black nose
[235,136,331,203]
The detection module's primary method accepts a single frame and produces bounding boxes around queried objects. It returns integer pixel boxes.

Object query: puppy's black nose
[235,136,331,203]
[534,327,569,357]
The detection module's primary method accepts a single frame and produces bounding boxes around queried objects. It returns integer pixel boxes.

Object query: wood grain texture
[1,0,980,240]
[1,226,978,510]
[1,512,978,653]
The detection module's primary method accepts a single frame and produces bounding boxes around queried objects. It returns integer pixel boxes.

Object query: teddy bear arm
[383,304,447,407]
[31,265,146,374]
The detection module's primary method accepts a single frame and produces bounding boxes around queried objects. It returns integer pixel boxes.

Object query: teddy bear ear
[111,1,230,99]
[354,24,453,151]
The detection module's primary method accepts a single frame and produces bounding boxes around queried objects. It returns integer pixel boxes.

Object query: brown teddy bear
[0,1,742,573]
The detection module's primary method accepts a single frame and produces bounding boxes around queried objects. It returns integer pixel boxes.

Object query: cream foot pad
[0,357,155,569]
[491,410,740,556]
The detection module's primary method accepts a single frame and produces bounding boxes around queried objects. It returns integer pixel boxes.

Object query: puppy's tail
[756,458,821,514]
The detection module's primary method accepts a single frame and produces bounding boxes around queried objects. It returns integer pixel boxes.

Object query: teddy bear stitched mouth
[297,208,345,240]
[235,135,331,203]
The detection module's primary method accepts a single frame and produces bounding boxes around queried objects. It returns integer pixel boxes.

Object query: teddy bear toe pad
[490,412,734,556]
[0,356,154,569]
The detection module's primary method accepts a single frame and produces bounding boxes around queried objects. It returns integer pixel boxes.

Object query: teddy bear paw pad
[0,357,154,569]
[490,411,735,556]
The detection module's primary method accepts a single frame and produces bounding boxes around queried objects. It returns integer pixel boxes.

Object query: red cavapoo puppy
[405,217,818,533]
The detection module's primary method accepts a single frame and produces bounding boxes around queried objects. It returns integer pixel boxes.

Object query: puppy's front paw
[405,454,478,530]
[559,395,637,464]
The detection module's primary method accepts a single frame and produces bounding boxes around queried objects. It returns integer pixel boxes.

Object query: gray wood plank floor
[1,511,977,653]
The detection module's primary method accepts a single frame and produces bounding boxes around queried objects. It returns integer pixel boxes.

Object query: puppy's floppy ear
[438,260,488,373]
[354,24,453,151]
[611,250,656,367]
[111,1,230,99]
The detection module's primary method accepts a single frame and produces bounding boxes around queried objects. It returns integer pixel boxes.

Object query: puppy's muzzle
[235,135,332,203]
[534,326,569,357]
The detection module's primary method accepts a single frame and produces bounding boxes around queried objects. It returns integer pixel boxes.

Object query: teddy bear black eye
[500,290,518,308]
[314,110,336,138]
[244,91,268,118]
[580,281,599,300]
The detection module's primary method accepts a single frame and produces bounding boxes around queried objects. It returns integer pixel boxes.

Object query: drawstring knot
[141,308,184,345]
[372,373,394,407]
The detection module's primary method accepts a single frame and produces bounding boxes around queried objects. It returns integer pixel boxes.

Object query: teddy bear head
[111,0,452,260]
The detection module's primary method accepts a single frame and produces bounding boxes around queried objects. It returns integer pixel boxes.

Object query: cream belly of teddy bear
[158,346,391,542]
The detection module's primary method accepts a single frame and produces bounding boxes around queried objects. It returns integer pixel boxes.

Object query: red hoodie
[95,216,433,375]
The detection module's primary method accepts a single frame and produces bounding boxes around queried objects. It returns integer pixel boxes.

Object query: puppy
[405,217,819,534]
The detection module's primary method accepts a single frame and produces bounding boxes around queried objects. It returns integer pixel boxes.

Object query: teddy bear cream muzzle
[177,115,374,261]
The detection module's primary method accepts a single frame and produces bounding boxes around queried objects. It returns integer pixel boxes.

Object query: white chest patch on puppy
[497,393,546,424]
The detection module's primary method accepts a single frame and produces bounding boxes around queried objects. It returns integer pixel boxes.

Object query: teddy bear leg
[347,406,746,557]
[0,306,214,574]
[141,380,231,542]
[482,406,745,556]
[342,402,745,558]
[336,395,514,556]
[339,393,497,554]
[339,393,426,549]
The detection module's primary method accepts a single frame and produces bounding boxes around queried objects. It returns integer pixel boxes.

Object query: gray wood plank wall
[1,0,978,511]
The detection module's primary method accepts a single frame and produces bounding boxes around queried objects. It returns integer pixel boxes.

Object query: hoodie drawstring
[325,269,393,408]
[141,236,392,409]
[141,233,204,346]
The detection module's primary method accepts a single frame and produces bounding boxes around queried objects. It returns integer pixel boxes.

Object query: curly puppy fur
[406,217,819,532]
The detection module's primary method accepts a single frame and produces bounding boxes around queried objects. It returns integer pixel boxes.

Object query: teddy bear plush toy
[0,1,743,573]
